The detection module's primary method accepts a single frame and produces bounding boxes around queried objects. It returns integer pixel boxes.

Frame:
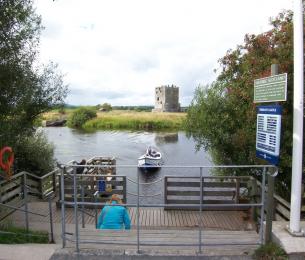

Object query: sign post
[256,105,282,165]
[289,0,304,235]
[254,64,284,243]
[254,73,287,103]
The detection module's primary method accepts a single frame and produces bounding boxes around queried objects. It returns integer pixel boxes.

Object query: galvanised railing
[59,164,277,253]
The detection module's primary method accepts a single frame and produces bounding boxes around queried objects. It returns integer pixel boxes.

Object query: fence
[60,164,276,253]
[0,171,56,242]
[0,169,58,221]
[1,163,304,248]
[58,174,127,208]
[164,175,254,210]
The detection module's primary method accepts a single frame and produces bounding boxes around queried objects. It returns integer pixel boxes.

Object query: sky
[34,0,293,106]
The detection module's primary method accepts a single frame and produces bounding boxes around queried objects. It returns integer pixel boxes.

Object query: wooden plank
[166,199,236,204]
[63,188,124,194]
[140,208,145,226]
[189,211,198,226]
[275,213,287,221]
[76,229,259,245]
[167,182,239,188]
[167,210,174,226]
[1,179,22,193]
[167,190,235,197]
[26,178,40,189]
[171,210,177,226]
[64,180,124,186]
[187,211,195,226]
[1,186,22,202]
[181,211,189,226]
[177,210,183,227]
[274,193,290,208]
[157,208,161,226]
[275,203,290,219]
[164,209,169,226]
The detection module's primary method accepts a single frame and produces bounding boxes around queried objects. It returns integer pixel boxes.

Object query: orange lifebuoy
[0,146,14,172]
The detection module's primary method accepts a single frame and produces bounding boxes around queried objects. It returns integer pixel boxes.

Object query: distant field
[42,109,186,130]
[86,110,186,130]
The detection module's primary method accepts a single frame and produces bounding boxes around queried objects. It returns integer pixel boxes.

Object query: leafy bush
[100,103,112,112]
[14,131,55,176]
[68,107,97,128]
[253,242,287,260]
[185,11,302,197]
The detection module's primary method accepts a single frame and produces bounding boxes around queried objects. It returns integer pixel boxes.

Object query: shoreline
[42,110,186,131]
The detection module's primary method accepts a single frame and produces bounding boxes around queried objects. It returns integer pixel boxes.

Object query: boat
[45,119,67,127]
[138,146,162,170]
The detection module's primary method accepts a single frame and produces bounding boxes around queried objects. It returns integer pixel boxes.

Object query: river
[43,127,212,203]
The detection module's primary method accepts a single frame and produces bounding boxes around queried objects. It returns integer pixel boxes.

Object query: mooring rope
[127,177,163,185]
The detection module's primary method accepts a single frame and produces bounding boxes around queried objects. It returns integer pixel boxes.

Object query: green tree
[100,103,112,112]
[68,107,97,128]
[0,0,68,175]
[186,11,304,198]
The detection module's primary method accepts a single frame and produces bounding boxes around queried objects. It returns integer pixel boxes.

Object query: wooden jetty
[9,201,253,231]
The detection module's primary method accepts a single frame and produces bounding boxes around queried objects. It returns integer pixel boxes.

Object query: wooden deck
[8,202,254,231]
[72,229,259,251]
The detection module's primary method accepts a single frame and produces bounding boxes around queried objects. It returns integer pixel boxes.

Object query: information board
[254,73,287,103]
[256,105,282,165]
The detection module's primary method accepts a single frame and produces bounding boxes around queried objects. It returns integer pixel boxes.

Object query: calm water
[43,127,212,203]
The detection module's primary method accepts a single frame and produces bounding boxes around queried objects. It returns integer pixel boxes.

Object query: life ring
[0,146,14,172]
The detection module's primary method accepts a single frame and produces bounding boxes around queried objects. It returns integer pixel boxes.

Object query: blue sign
[256,105,282,165]
[98,180,106,192]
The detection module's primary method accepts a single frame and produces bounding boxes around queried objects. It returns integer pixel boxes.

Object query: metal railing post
[95,193,98,228]
[23,173,29,233]
[265,170,275,243]
[52,171,56,193]
[81,186,85,228]
[48,194,54,243]
[259,167,267,244]
[199,167,203,253]
[73,166,79,252]
[61,167,66,248]
[137,169,140,253]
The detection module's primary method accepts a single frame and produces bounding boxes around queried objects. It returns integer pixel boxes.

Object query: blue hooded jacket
[97,201,131,230]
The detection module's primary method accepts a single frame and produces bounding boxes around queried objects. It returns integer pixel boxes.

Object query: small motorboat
[138,146,162,170]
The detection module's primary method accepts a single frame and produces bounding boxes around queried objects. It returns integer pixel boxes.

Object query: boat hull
[138,156,161,170]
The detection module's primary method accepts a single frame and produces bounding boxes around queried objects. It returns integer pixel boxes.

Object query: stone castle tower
[152,85,180,112]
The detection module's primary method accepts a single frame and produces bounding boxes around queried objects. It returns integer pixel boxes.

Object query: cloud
[35,0,293,106]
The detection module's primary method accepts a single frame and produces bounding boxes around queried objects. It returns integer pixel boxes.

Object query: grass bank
[41,109,186,131]
[0,225,49,244]
[84,110,186,131]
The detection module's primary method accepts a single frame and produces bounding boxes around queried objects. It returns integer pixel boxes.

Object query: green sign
[254,73,287,103]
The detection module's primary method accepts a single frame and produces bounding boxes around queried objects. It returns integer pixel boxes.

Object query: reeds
[84,111,186,130]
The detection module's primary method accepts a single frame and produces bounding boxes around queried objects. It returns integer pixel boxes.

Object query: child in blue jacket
[97,194,131,230]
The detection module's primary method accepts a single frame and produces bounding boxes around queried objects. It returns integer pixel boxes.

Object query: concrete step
[50,247,253,260]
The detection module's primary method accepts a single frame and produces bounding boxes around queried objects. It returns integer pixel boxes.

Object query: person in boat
[76,159,86,174]
[147,146,152,156]
[97,194,131,230]
[147,146,158,158]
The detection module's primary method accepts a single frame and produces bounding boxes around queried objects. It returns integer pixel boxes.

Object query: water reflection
[43,127,212,204]
[155,132,178,144]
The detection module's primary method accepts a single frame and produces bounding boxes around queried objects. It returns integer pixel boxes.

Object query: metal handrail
[60,164,276,253]
[0,202,47,217]
[61,164,275,169]
[63,201,262,208]
[0,170,56,243]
